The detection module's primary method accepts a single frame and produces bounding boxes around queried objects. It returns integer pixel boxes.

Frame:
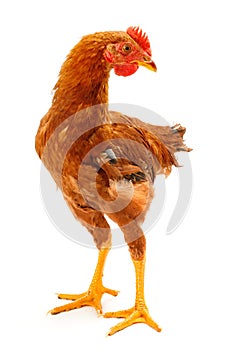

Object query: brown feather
[35,29,191,251]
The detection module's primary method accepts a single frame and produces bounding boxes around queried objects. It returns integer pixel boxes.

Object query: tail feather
[110,112,192,178]
[145,123,192,155]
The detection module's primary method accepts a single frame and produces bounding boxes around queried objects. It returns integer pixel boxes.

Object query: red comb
[126,26,152,56]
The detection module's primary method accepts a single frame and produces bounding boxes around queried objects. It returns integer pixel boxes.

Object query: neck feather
[48,35,113,130]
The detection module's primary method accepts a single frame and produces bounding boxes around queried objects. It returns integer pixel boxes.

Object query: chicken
[35,26,191,335]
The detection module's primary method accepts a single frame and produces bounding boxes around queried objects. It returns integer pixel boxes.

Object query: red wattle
[114,64,139,77]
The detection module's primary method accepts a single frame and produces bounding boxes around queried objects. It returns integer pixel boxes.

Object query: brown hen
[35,27,191,335]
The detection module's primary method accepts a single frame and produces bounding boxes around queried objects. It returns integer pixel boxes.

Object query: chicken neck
[48,43,111,132]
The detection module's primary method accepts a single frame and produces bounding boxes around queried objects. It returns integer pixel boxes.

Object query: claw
[56,292,86,301]
[48,286,119,316]
[48,249,118,317]
[105,306,161,336]
[102,287,119,297]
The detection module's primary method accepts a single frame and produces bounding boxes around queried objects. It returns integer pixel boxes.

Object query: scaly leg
[48,248,118,315]
[104,256,161,335]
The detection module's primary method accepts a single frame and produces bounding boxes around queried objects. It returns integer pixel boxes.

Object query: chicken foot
[48,248,118,315]
[104,257,161,335]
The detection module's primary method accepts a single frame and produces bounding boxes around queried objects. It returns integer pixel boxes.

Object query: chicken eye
[122,44,132,53]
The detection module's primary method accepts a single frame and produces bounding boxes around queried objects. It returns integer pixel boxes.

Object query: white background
[1,0,233,349]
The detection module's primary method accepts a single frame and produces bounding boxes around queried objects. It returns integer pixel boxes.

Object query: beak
[132,57,157,72]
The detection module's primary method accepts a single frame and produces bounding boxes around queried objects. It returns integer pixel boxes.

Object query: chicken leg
[48,248,118,315]
[104,255,161,335]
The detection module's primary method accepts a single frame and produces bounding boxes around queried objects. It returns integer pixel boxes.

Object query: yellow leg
[48,248,118,316]
[104,256,161,335]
